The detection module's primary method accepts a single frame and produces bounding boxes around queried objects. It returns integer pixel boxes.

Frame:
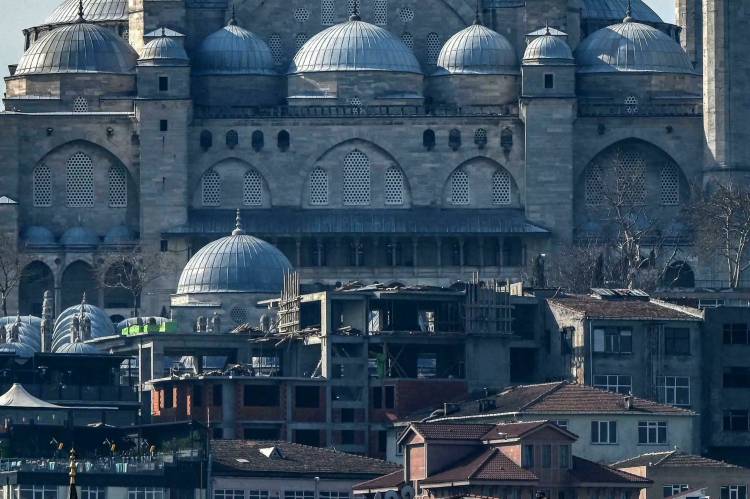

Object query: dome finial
[473,0,481,25]
[349,1,361,21]
[623,0,633,22]
[232,209,245,236]
[545,20,551,35]
[76,0,85,22]
[228,3,237,25]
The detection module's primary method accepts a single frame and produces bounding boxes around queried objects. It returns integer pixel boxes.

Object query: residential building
[614,451,750,499]
[389,382,697,464]
[354,420,651,499]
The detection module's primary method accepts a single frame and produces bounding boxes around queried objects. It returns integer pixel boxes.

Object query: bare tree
[0,233,29,317]
[97,245,173,317]
[688,183,750,289]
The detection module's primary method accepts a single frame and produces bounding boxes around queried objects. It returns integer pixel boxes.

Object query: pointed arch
[19,261,53,316]
[444,157,519,208]
[61,261,97,309]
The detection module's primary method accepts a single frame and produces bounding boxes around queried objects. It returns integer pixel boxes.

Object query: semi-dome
[523,33,574,64]
[576,20,694,74]
[176,213,292,294]
[194,21,274,75]
[15,22,137,76]
[435,22,517,75]
[103,225,136,245]
[581,0,662,23]
[139,34,189,65]
[61,227,99,247]
[44,0,128,25]
[52,302,116,351]
[22,226,57,246]
[289,15,422,74]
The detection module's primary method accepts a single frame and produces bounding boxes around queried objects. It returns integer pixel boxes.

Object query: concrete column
[459,237,465,268]
[221,382,236,439]
[479,237,485,267]
[436,237,443,269]
[390,238,397,267]
[354,238,361,267]
[295,238,302,267]
[316,238,324,267]
[412,238,418,275]
[498,237,505,268]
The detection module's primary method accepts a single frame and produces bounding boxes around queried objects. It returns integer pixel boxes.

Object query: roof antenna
[232,209,245,236]
[349,1,361,21]
[228,2,236,25]
[623,0,633,22]
[473,0,481,25]
[76,0,85,22]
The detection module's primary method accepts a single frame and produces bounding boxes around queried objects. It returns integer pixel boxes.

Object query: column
[412,238,419,275]
[295,238,302,267]
[316,238,324,267]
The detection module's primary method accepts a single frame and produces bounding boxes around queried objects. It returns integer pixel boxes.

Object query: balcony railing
[0,451,202,475]
[578,101,702,118]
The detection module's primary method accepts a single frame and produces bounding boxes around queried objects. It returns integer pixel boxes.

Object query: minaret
[677,0,702,68]
[40,290,53,352]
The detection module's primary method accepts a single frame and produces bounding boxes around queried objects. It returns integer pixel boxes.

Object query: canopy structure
[0,383,63,409]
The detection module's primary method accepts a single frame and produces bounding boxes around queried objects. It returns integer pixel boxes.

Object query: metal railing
[0,451,201,474]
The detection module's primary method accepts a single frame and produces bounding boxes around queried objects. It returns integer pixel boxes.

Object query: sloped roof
[408,422,495,441]
[570,456,652,484]
[0,384,63,409]
[613,451,743,469]
[353,470,405,493]
[546,295,702,320]
[422,447,538,485]
[211,440,398,478]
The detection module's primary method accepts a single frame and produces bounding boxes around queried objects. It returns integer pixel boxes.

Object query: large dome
[435,23,517,75]
[176,217,292,295]
[44,0,128,25]
[289,15,421,74]
[581,0,662,23]
[194,21,274,75]
[575,20,694,74]
[15,22,137,76]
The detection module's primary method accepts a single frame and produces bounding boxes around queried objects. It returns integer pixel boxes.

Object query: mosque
[0,0,740,326]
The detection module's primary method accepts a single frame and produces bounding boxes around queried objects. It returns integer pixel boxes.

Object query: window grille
[343,150,371,206]
[243,170,263,206]
[492,169,511,205]
[108,166,128,208]
[384,167,404,205]
[73,96,88,113]
[230,307,250,325]
[202,170,221,206]
[400,32,414,49]
[399,7,414,22]
[295,33,309,51]
[321,0,335,25]
[268,34,283,65]
[309,168,329,205]
[584,164,604,206]
[294,8,310,23]
[624,95,639,114]
[33,164,52,207]
[660,163,680,206]
[450,170,470,205]
[615,148,646,205]
[121,28,129,40]
[66,152,94,208]
[474,128,488,148]
[347,96,362,106]
[373,0,387,25]
[426,33,441,65]
[348,0,360,15]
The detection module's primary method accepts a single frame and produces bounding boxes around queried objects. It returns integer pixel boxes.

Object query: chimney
[624,395,633,410]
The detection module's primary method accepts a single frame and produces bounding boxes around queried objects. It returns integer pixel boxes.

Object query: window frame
[593,374,632,395]
[664,328,691,356]
[591,420,617,445]
[638,420,668,445]
[657,376,690,406]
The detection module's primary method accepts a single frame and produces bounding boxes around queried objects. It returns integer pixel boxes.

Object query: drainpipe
[589,321,594,385]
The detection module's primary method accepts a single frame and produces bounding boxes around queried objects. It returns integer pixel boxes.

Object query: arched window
[384,167,404,205]
[268,34,283,65]
[400,32,414,49]
[108,166,128,208]
[309,167,329,206]
[348,0,360,15]
[202,170,221,206]
[321,0,335,25]
[615,148,646,205]
[373,0,388,25]
[426,33,441,65]
[252,130,264,152]
[200,130,213,150]
[278,130,290,151]
[660,163,680,206]
[66,152,94,208]
[72,96,88,113]
[33,164,52,207]
[492,169,511,205]
[295,33,309,51]
[584,164,604,207]
[450,170,470,205]
[474,128,488,148]
[343,150,371,206]
[423,129,436,150]
[501,128,513,153]
[226,130,239,149]
[449,129,461,151]
[243,170,263,206]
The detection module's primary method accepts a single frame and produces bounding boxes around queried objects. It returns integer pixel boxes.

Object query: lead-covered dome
[44,0,128,25]
[52,302,116,351]
[523,33,574,64]
[435,22,517,75]
[15,22,137,76]
[576,20,694,74]
[176,215,292,295]
[139,35,189,65]
[289,15,421,74]
[194,21,274,75]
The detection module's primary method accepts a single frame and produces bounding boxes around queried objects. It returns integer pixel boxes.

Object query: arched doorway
[61,261,97,309]
[662,261,695,288]
[18,261,54,316]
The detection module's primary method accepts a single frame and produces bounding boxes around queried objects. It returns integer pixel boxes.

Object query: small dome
[139,35,189,65]
[61,227,99,247]
[52,303,116,351]
[523,34,574,64]
[0,317,42,351]
[289,17,421,74]
[176,214,292,294]
[195,22,274,75]
[22,226,57,246]
[44,0,128,25]
[56,341,100,354]
[15,22,137,76]
[576,21,694,74]
[581,0,662,23]
[435,23,517,75]
[103,225,136,245]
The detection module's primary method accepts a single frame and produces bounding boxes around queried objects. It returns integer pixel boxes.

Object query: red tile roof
[353,470,404,493]
[569,456,652,484]
[410,422,496,441]
[422,448,539,485]
[613,451,744,469]
[481,421,572,441]
[547,295,702,321]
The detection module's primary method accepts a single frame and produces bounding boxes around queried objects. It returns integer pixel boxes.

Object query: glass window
[215,491,244,499]
[284,492,314,499]
[128,488,165,499]
[724,324,749,345]
[723,410,749,432]
[724,367,750,388]
[80,488,106,499]
[73,96,89,112]
[268,34,283,65]
[638,421,668,444]
[591,420,617,444]
[721,486,747,499]
[372,0,387,25]
[542,444,552,468]
[593,328,632,354]
[657,376,690,406]
[559,444,570,468]
[544,73,554,89]
[248,493,269,499]
[594,374,632,395]
[664,328,691,355]
[664,485,689,498]
[584,164,604,206]
[615,148,646,205]
[400,32,414,49]
[553,420,568,430]
[33,164,52,207]
[17,486,58,499]
[522,444,534,468]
